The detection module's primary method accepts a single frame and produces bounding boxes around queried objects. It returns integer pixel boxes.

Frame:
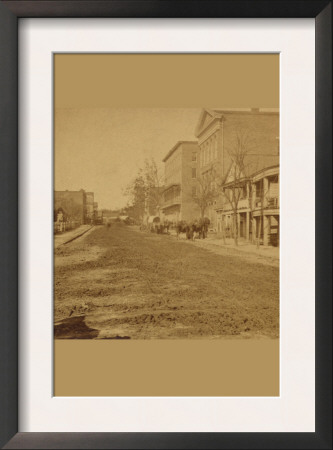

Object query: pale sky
[55,108,201,210]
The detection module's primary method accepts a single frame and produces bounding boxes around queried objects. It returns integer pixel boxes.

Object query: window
[192,152,197,162]
[192,186,197,197]
[192,168,197,178]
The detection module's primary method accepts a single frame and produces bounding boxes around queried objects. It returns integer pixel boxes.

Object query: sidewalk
[203,236,279,259]
[169,230,279,264]
[54,225,94,248]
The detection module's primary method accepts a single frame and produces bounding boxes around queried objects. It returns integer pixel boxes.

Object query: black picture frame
[0,1,331,449]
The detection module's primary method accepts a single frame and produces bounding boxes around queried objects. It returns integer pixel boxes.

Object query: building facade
[161,141,200,223]
[54,189,101,225]
[251,165,279,246]
[54,189,86,224]
[195,108,279,229]
[216,165,279,246]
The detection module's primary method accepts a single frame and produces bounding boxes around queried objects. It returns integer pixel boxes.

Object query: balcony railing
[266,197,279,209]
[255,196,279,209]
[162,197,181,209]
[238,198,249,210]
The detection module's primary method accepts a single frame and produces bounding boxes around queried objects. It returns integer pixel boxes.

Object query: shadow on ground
[54,315,131,339]
[54,315,99,339]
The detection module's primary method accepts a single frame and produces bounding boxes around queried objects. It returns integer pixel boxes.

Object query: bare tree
[192,167,219,219]
[142,158,165,218]
[247,157,262,245]
[241,139,279,248]
[123,157,164,223]
[123,173,146,222]
[218,129,254,246]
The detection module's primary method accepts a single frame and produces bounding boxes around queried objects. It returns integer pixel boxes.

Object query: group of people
[148,219,171,234]
[140,216,211,241]
[175,217,210,240]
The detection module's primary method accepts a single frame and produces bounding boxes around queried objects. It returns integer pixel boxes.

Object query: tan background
[55,340,279,396]
[55,54,279,108]
[54,53,279,396]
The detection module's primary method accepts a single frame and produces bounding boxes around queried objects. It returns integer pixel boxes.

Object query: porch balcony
[255,196,279,209]
[162,198,181,209]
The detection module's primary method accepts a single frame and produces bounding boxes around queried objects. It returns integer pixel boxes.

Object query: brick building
[161,141,200,223]
[54,189,100,225]
[54,189,86,224]
[195,108,279,229]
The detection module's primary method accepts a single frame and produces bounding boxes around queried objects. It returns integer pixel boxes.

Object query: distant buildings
[85,192,95,223]
[54,189,102,227]
[54,189,87,224]
[161,141,200,223]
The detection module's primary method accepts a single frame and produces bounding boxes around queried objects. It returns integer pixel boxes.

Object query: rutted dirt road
[54,224,279,339]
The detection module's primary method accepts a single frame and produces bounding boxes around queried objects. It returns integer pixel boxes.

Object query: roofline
[251,164,279,179]
[195,107,279,138]
[162,140,198,162]
[223,176,250,188]
[162,183,181,193]
[222,164,279,186]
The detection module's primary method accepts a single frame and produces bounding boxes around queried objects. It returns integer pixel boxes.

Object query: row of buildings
[54,189,102,226]
[160,108,279,246]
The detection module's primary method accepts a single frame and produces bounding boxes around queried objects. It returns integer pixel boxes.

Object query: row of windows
[199,134,218,167]
[164,186,181,202]
[165,153,181,184]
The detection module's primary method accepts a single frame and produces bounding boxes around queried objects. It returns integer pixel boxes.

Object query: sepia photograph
[0,4,325,445]
[54,55,279,342]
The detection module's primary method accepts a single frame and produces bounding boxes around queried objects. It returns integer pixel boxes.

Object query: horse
[198,217,210,239]
[176,221,189,239]
[190,217,210,239]
[176,221,194,240]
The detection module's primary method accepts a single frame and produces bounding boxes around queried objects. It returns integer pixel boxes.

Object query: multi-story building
[161,141,200,223]
[54,189,86,224]
[216,164,279,246]
[251,165,279,246]
[195,108,279,229]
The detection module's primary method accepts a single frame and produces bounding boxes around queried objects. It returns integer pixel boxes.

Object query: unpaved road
[54,224,279,339]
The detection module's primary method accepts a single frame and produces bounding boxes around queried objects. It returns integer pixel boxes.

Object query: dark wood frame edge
[0,1,331,448]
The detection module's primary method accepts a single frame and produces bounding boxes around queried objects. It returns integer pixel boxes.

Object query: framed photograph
[0,1,331,449]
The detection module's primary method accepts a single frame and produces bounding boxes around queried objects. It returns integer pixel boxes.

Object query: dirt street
[54,224,279,339]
